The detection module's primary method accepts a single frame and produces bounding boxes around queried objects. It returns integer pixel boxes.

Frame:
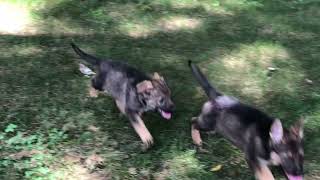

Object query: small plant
[0,124,67,179]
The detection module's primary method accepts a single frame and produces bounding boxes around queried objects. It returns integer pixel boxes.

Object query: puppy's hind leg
[89,86,99,97]
[191,117,203,146]
[89,75,104,97]
[116,100,125,114]
[192,115,217,153]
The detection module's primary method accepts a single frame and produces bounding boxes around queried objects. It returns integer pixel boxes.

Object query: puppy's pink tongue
[287,174,303,180]
[161,111,171,119]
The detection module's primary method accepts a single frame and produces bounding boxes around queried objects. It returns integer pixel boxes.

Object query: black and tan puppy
[71,43,174,148]
[189,61,303,180]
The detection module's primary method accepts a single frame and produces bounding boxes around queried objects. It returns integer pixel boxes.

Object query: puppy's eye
[144,91,151,96]
[159,98,165,105]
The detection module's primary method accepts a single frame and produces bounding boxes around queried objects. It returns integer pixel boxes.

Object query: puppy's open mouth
[286,173,303,180]
[159,109,172,120]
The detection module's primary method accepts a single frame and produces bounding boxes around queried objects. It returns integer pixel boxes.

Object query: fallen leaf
[87,125,100,132]
[128,167,137,175]
[140,168,150,179]
[267,67,277,71]
[305,78,313,85]
[210,164,222,172]
[62,122,77,131]
[84,153,104,169]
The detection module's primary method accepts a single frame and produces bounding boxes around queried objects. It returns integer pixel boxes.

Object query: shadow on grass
[1,0,320,179]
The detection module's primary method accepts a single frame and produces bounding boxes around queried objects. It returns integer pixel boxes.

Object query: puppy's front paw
[141,132,154,149]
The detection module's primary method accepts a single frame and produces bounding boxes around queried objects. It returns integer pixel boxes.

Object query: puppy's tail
[71,43,101,66]
[188,60,221,99]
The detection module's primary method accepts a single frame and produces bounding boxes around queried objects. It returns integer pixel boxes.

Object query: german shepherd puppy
[189,61,303,180]
[71,43,174,148]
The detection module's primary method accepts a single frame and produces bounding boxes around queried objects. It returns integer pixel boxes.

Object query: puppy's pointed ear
[153,72,164,81]
[291,118,304,139]
[136,80,153,93]
[270,119,283,144]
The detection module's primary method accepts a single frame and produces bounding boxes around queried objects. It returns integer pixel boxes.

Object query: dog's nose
[296,167,303,176]
[168,102,175,111]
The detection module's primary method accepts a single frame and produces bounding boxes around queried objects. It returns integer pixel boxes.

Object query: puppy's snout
[295,164,303,176]
[283,161,303,176]
[168,100,175,111]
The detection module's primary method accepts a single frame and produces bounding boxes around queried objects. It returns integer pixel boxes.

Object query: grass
[0,0,319,179]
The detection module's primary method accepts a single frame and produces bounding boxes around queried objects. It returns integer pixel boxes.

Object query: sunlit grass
[207,41,303,101]
[221,42,290,71]
[154,150,205,179]
[121,16,202,38]
[158,16,202,32]
[120,22,153,38]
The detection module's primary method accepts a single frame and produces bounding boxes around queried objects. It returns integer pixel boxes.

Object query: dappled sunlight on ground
[55,164,107,180]
[121,22,153,38]
[122,16,202,38]
[38,18,96,36]
[162,0,263,15]
[222,42,290,70]
[166,0,203,9]
[221,0,263,11]
[165,0,232,16]
[0,2,33,35]
[218,42,298,99]
[158,16,202,32]
[0,1,95,36]
[35,152,111,180]
[222,73,265,100]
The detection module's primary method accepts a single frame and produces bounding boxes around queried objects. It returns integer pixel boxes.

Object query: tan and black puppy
[189,61,303,180]
[71,43,174,148]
